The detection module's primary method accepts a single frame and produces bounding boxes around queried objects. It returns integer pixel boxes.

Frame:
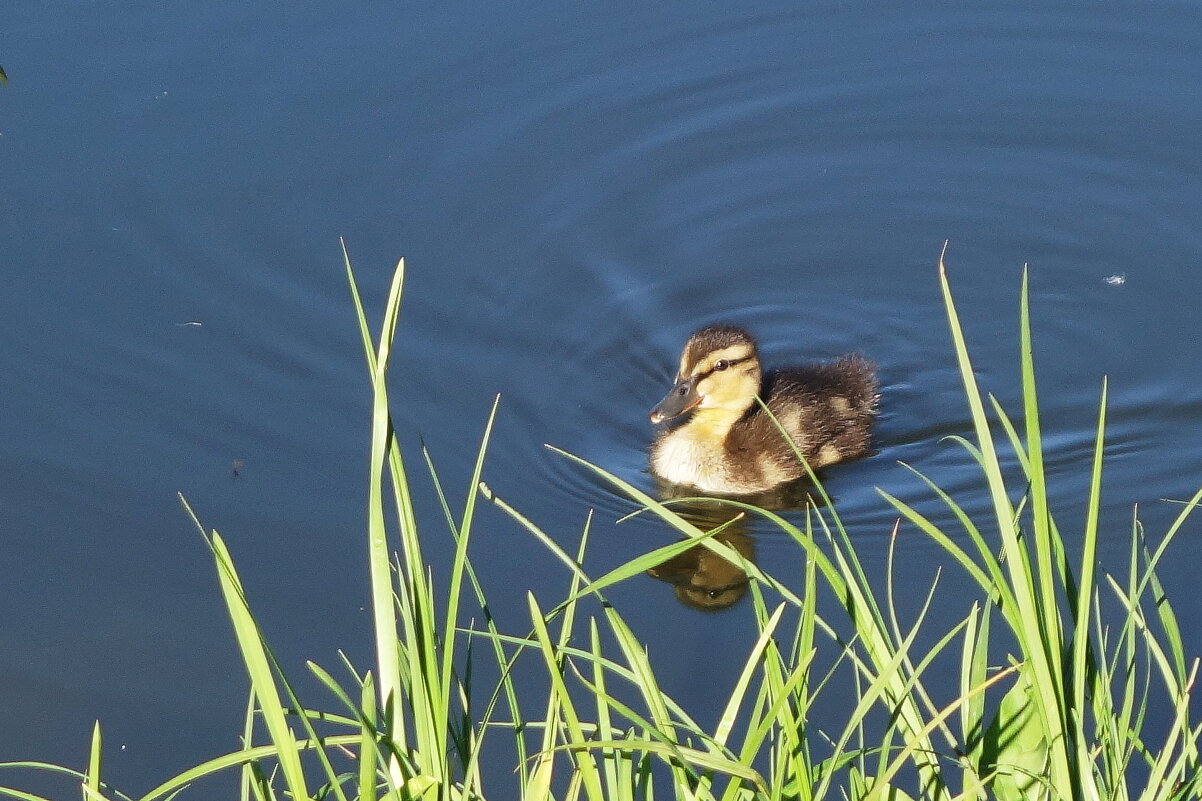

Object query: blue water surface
[3,2,1202,794]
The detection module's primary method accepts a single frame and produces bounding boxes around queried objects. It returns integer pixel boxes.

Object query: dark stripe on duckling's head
[681,325,759,379]
[652,324,765,424]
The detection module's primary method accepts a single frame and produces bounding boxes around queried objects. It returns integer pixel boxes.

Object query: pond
[3,1,1202,794]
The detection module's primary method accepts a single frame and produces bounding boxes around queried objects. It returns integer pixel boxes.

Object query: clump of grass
[1,245,1198,801]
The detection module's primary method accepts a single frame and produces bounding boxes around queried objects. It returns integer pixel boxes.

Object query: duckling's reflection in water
[647,525,754,611]
[645,478,824,611]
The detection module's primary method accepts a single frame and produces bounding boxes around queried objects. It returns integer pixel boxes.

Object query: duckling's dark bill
[650,379,700,423]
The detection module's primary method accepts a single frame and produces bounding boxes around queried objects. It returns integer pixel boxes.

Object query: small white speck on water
[1103,274,1126,286]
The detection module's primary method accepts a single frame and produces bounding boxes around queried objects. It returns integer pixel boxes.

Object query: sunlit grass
[1,245,1199,801]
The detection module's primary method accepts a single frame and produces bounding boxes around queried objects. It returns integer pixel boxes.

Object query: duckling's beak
[650,378,701,423]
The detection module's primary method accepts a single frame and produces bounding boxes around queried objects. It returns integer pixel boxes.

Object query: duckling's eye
[714,359,729,371]
[676,385,689,396]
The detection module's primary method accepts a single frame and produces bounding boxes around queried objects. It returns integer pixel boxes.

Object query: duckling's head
[650,324,763,425]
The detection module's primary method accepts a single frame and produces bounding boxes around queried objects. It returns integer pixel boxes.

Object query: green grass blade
[877,487,1007,616]
[587,620,623,799]
[359,673,381,801]
[435,394,501,788]
[134,736,362,801]
[346,253,409,768]
[209,532,312,801]
[340,239,378,376]
[1070,377,1107,794]
[1018,269,1066,684]
[1143,551,1187,688]
[526,593,605,801]
[423,451,532,790]
[714,603,787,749]
[940,250,1070,791]
[83,721,102,801]
[865,665,1019,801]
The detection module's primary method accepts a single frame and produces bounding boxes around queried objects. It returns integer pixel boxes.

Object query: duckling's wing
[768,357,877,414]
[756,359,878,466]
[828,355,879,413]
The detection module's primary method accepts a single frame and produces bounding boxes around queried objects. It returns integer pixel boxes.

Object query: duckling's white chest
[650,428,760,495]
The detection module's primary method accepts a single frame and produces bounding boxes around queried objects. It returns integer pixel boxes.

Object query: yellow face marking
[684,406,745,438]
[688,344,755,379]
[677,351,691,379]
[674,343,760,424]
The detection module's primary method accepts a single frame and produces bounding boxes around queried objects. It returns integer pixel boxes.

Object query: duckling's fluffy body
[649,325,877,495]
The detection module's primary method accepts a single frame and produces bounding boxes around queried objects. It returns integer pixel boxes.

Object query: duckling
[649,324,877,495]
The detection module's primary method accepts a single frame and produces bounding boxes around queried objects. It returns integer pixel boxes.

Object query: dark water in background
[4,1,1202,792]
